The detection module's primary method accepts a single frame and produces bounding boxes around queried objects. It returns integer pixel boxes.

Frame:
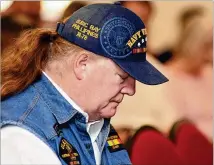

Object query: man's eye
[118,74,128,82]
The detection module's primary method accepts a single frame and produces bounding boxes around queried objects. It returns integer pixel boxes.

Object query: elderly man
[1,2,168,165]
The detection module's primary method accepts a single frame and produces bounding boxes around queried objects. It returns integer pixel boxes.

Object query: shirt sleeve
[1,126,62,165]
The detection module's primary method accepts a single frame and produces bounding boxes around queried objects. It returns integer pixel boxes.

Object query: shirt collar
[42,72,104,142]
[87,119,104,143]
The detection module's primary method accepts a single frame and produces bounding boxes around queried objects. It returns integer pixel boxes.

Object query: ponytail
[1,28,58,100]
[1,27,88,100]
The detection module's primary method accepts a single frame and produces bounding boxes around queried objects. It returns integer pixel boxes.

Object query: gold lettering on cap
[72,19,101,40]
[126,28,147,48]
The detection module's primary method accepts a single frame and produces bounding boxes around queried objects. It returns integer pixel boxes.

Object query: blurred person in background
[163,14,213,141]
[1,1,41,53]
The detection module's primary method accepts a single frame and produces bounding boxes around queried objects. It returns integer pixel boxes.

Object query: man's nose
[121,76,136,96]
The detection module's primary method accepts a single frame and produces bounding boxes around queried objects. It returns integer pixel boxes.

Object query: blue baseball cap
[56,2,168,85]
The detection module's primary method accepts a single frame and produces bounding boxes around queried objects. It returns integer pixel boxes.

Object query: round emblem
[100,17,136,58]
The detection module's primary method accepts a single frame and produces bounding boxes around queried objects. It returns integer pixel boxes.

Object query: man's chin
[100,107,118,119]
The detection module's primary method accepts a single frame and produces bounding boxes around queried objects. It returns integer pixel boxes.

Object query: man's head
[174,7,212,69]
[46,3,168,121]
[72,51,136,120]
[44,41,136,121]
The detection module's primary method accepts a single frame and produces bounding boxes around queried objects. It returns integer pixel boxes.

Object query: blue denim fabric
[1,74,131,165]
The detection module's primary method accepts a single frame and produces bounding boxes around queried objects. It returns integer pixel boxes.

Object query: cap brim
[112,58,169,85]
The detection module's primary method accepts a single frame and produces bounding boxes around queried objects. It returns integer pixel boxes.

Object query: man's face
[84,57,136,121]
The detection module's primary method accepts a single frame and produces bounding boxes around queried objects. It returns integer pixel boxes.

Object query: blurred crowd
[1,1,213,165]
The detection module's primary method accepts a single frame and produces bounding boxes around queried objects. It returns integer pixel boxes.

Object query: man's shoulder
[1,85,41,118]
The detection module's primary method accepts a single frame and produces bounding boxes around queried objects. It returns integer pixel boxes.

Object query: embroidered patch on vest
[107,126,125,153]
[59,137,81,165]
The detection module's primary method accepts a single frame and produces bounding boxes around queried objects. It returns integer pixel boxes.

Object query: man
[1,2,168,165]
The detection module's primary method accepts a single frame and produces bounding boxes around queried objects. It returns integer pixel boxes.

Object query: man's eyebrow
[118,71,129,78]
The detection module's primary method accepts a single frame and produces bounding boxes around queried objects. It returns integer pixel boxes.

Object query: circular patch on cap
[100,17,136,58]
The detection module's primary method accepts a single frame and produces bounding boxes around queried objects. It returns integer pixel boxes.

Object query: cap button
[114,1,121,5]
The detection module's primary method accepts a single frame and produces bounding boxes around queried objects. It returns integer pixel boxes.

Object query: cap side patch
[100,17,135,58]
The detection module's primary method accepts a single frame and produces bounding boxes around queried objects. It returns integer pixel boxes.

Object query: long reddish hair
[1,28,83,100]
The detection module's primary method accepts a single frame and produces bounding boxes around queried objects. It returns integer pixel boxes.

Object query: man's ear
[73,53,89,80]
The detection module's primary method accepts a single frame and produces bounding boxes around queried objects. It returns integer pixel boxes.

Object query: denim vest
[1,74,131,165]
